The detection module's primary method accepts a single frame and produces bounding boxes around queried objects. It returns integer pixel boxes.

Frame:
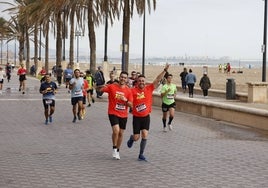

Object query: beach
[97,63,266,93]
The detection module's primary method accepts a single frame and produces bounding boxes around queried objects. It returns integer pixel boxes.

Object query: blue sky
[0,0,265,60]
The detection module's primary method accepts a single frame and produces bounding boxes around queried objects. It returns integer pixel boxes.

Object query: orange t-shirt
[82,80,89,96]
[131,84,154,117]
[102,83,133,118]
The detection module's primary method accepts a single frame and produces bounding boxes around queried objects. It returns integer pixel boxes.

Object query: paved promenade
[0,71,268,188]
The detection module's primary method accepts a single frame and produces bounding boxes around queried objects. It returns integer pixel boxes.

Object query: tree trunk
[56,12,62,68]
[69,9,75,69]
[25,25,30,73]
[88,0,96,73]
[45,22,49,73]
[34,24,38,70]
[122,0,130,72]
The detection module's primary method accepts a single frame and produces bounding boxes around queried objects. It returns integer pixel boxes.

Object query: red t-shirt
[17,68,27,75]
[82,80,89,96]
[131,83,154,117]
[102,83,133,118]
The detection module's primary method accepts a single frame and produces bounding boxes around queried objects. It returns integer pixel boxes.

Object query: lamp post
[1,38,2,64]
[39,26,41,61]
[75,30,82,63]
[262,0,267,82]
[142,3,146,75]
[6,40,8,63]
[14,37,16,66]
[104,16,108,62]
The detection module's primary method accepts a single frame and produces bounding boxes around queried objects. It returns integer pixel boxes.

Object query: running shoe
[92,98,95,103]
[163,127,167,132]
[116,152,120,160]
[72,116,77,123]
[45,119,48,125]
[112,149,117,159]
[138,154,147,161]
[49,116,53,123]
[22,91,25,94]
[168,124,173,131]
[87,103,91,107]
[127,135,134,148]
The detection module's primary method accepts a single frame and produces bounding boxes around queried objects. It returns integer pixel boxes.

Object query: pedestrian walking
[0,67,6,95]
[95,66,105,98]
[17,64,27,94]
[39,73,57,125]
[179,67,188,93]
[127,64,170,161]
[98,71,133,160]
[5,62,12,82]
[199,72,211,98]
[160,73,177,132]
[69,69,84,123]
[185,69,196,98]
[56,65,63,87]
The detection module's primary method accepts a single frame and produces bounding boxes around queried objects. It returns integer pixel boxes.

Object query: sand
[104,63,268,93]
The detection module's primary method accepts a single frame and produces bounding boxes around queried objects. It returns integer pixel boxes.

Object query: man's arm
[152,64,170,88]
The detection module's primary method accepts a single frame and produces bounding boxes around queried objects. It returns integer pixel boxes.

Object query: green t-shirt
[160,83,177,105]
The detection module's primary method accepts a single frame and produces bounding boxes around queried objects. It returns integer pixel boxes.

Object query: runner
[17,64,27,94]
[39,73,57,125]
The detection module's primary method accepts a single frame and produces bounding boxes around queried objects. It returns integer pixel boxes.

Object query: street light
[75,30,83,63]
[262,0,267,82]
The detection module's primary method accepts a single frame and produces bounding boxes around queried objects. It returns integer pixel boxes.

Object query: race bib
[167,94,174,99]
[75,90,81,95]
[135,103,146,112]
[115,103,126,111]
[45,99,52,104]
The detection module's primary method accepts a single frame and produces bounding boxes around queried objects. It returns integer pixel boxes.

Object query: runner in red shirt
[127,64,170,161]
[99,71,133,160]
[17,64,27,94]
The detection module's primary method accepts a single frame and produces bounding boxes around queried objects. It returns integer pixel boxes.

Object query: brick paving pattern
[0,71,267,188]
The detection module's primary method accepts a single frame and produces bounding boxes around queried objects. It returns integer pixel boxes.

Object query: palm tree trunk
[34,24,38,69]
[88,0,97,73]
[69,8,75,69]
[122,0,130,72]
[25,25,30,72]
[45,22,49,72]
[56,12,62,68]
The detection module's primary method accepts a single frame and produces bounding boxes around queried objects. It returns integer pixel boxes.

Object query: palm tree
[120,0,156,72]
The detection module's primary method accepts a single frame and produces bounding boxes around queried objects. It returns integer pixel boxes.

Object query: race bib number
[75,90,81,95]
[115,103,126,111]
[45,99,52,104]
[135,103,146,112]
[167,94,174,99]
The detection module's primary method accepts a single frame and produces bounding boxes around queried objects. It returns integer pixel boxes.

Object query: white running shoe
[168,124,173,131]
[163,127,167,132]
[112,149,117,158]
[115,152,120,160]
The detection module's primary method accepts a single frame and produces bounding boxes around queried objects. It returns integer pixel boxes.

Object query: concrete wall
[152,92,268,131]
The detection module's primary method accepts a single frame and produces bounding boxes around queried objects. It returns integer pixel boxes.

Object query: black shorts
[19,75,26,81]
[65,77,72,82]
[132,115,150,134]
[162,102,176,112]
[108,114,127,130]
[87,89,94,95]
[42,99,55,109]
[0,79,3,84]
[71,96,83,105]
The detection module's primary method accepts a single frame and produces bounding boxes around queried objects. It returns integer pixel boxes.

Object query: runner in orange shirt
[99,71,133,160]
[127,64,170,161]
[17,64,27,94]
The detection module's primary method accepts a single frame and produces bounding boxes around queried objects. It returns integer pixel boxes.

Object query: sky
[0,0,265,60]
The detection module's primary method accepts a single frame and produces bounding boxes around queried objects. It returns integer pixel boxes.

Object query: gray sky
[0,0,265,60]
